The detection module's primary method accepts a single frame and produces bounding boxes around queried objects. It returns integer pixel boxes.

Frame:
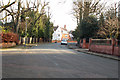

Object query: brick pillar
[118,40,120,56]
[89,38,92,49]
[82,38,86,48]
[112,38,115,55]
[79,40,81,47]
[115,39,118,46]
[39,38,41,43]
[115,39,120,56]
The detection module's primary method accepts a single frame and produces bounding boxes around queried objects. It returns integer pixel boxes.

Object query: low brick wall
[52,40,77,43]
[52,40,61,43]
[67,41,77,43]
[79,38,120,56]
[0,42,16,48]
[89,44,113,55]
[84,43,89,49]
[89,39,120,56]
[114,46,120,56]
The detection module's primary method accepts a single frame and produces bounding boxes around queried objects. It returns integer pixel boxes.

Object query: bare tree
[98,3,119,39]
[0,0,16,13]
[72,0,106,24]
[98,17,119,39]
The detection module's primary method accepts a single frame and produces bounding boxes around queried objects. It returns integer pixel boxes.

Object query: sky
[48,0,120,31]
[1,0,120,31]
[48,0,75,31]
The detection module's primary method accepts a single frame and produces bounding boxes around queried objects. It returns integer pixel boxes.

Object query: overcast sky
[2,0,120,31]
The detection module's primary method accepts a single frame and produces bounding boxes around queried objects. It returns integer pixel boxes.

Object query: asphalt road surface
[1,43,119,78]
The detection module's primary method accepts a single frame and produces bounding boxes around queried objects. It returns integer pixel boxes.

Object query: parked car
[61,39,67,45]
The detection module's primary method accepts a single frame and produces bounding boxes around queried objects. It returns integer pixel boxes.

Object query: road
[1,43,119,78]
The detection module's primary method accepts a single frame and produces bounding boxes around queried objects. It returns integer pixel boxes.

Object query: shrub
[0,32,19,44]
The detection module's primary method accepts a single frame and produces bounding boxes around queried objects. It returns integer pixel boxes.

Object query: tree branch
[0,1,16,13]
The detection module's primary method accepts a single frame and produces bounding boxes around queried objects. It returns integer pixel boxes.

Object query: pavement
[1,43,119,78]
[67,44,120,61]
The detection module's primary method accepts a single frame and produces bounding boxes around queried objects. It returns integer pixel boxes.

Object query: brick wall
[0,42,16,48]
[89,39,120,56]
[79,38,120,56]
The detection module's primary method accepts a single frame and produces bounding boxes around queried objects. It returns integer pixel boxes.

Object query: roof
[53,26,59,31]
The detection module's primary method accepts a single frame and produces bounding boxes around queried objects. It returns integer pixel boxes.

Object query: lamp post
[25,17,29,46]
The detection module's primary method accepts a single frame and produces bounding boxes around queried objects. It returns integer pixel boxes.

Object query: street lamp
[25,17,29,46]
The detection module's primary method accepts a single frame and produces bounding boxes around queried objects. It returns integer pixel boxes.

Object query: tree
[98,3,120,39]
[72,0,106,42]
[73,1,83,24]
[20,4,53,42]
[42,15,53,42]
[0,21,3,26]
[72,0,106,25]
[98,17,119,39]
[0,0,16,13]
[99,13,105,27]
[0,0,48,33]
[79,16,99,39]
[72,29,79,40]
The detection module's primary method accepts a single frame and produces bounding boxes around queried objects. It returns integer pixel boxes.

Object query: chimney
[64,25,66,29]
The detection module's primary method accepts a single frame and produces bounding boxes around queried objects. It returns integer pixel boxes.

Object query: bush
[0,32,19,44]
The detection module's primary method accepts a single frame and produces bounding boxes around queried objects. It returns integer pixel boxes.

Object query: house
[69,30,74,40]
[52,25,72,42]
[52,25,62,41]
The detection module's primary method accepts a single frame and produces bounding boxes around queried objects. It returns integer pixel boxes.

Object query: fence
[19,37,43,44]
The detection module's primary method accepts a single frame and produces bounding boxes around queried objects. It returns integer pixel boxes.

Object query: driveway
[1,43,119,78]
